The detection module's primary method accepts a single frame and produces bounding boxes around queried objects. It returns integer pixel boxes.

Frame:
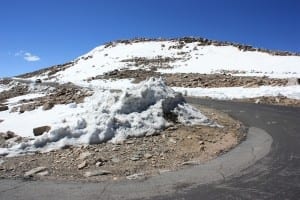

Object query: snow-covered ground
[28,41,300,85]
[1,39,300,156]
[173,85,300,100]
[0,78,216,156]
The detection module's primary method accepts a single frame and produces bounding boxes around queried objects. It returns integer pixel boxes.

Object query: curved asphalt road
[0,99,299,199]
[157,98,300,200]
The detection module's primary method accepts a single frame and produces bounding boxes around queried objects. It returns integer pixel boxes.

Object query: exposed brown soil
[0,106,245,182]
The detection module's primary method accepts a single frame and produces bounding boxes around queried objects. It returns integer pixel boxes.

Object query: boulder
[33,126,51,136]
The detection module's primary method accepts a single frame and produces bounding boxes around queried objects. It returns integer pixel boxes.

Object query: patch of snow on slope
[0,78,215,156]
[173,85,300,100]
[6,93,46,105]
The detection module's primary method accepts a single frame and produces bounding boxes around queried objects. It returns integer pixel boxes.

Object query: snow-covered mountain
[1,37,300,156]
[20,37,300,87]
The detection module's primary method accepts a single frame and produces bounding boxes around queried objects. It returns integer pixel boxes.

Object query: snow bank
[173,85,300,100]
[0,78,215,156]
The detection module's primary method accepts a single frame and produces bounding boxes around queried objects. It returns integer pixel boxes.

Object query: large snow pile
[0,78,216,156]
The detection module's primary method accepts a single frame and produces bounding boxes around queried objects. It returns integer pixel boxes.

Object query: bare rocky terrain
[94,68,287,88]
[0,106,245,182]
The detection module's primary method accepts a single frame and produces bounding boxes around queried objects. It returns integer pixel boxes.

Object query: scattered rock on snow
[42,102,54,110]
[33,126,51,136]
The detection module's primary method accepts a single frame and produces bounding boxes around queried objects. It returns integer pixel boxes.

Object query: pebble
[78,151,92,160]
[144,153,153,159]
[84,169,112,177]
[111,158,120,163]
[169,138,177,144]
[25,166,47,177]
[130,155,140,161]
[77,161,87,170]
[126,173,145,180]
[198,140,204,145]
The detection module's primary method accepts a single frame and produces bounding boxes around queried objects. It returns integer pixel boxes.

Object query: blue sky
[0,0,299,77]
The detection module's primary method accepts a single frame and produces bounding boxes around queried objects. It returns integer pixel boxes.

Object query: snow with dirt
[0,78,216,156]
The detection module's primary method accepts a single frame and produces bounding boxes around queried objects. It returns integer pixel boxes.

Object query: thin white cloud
[15,50,40,62]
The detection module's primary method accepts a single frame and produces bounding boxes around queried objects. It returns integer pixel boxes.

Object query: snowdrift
[0,78,216,156]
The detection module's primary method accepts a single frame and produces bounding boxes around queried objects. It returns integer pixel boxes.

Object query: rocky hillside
[14,37,300,87]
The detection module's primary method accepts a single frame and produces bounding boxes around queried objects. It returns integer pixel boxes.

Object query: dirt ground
[0,106,246,182]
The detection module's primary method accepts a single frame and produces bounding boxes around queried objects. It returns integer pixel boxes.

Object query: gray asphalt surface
[0,98,299,200]
[157,98,300,200]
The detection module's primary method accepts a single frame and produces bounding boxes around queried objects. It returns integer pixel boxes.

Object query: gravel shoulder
[0,105,245,182]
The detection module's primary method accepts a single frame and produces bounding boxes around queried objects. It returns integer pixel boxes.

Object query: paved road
[0,99,299,200]
[157,98,300,200]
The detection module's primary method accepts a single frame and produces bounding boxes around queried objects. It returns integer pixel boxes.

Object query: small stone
[130,155,140,161]
[78,152,92,160]
[25,166,47,177]
[95,162,103,167]
[182,161,198,166]
[84,169,112,177]
[78,161,87,170]
[144,153,153,159]
[37,171,49,176]
[111,158,120,163]
[33,126,51,136]
[187,136,192,139]
[169,138,177,144]
[126,140,134,144]
[112,147,119,151]
[126,173,145,180]
[198,140,204,145]
[42,102,54,110]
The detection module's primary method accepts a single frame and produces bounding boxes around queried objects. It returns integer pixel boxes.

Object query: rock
[0,119,3,123]
[33,126,51,136]
[126,173,145,180]
[37,171,49,176]
[130,155,140,161]
[19,104,35,113]
[78,151,92,160]
[198,140,204,145]
[78,161,87,170]
[24,166,47,177]
[84,169,112,177]
[95,161,103,167]
[0,105,8,112]
[144,153,153,159]
[42,102,54,110]
[111,157,120,163]
[255,99,261,104]
[182,161,198,166]
[169,138,177,144]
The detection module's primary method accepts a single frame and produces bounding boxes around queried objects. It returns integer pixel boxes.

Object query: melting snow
[0,78,216,156]
[173,85,300,100]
